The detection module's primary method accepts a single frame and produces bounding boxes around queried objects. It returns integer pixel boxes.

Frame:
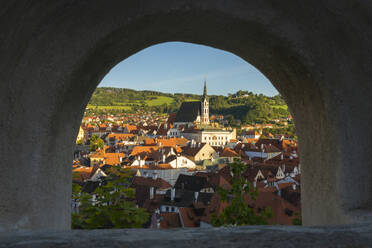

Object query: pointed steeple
[202,78,208,101]
[201,78,210,125]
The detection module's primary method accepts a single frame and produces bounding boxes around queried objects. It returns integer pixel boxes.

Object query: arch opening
[72,41,300,228]
[63,11,325,229]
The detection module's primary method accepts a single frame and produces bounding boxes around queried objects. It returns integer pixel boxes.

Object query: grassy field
[183,98,200,102]
[145,96,175,106]
[87,105,132,110]
[271,105,288,110]
[87,96,175,110]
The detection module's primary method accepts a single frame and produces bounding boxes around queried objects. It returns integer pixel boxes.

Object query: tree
[227,115,235,125]
[292,213,302,225]
[72,165,149,229]
[89,135,104,151]
[211,161,273,226]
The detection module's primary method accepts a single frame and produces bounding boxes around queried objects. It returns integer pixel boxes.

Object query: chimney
[150,187,154,199]
[171,188,175,201]
[194,191,199,203]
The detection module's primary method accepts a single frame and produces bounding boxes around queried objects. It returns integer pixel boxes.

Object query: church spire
[201,78,209,125]
[203,78,207,100]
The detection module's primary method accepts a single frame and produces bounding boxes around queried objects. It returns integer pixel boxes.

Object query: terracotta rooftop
[131,176,172,189]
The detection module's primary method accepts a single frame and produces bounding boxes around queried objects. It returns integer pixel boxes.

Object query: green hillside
[146,96,175,106]
[87,87,290,124]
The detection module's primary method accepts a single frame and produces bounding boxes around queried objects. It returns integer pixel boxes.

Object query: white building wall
[182,130,234,147]
[169,156,196,169]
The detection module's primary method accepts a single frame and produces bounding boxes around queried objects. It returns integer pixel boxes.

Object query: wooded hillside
[88,87,290,124]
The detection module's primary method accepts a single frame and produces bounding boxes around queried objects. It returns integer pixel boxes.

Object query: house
[182,142,218,163]
[89,151,105,166]
[165,154,196,169]
[181,127,235,147]
[133,167,192,186]
[72,166,107,183]
[255,138,283,151]
[107,133,134,145]
[157,137,189,147]
[160,188,214,213]
[244,130,261,139]
[200,186,300,226]
[104,152,125,166]
[213,147,240,163]
[131,175,172,207]
[193,171,232,191]
[167,127,181,138]
[123,124,138,134]
[76,126,85,143]
[174,174,214,193]
[244,144,282,160]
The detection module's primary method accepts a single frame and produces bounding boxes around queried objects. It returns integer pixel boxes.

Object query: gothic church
[174,80,210,128]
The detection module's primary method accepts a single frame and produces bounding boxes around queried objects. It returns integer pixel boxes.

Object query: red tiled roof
[130,146,159,156]
[104,153,125,166]
[157,137,188,147]
[108,133,134,141]
[131,176,171,189]
[220,147,240,157]
[160,213,181,228]
[179,208,200,227]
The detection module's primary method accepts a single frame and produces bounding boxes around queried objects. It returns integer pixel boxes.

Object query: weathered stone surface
[0,0,372,230]
[0,225,371,248]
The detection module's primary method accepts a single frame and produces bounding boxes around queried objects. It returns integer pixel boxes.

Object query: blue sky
[99,42,278,96]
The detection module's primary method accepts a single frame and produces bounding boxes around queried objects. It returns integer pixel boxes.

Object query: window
[166,207,169,212]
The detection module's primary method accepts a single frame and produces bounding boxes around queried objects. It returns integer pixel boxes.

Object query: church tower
[201,79,210,125]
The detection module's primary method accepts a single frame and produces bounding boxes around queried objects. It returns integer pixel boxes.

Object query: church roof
[174,101,201,123]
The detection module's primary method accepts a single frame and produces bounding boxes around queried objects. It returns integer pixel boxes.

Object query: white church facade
[173,80,236,145]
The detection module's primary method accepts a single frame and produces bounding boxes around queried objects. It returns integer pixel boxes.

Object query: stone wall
[0,225,371,247]
[0,0,371,230]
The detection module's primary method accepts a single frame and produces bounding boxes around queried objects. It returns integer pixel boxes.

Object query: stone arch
[1,1,372,230]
